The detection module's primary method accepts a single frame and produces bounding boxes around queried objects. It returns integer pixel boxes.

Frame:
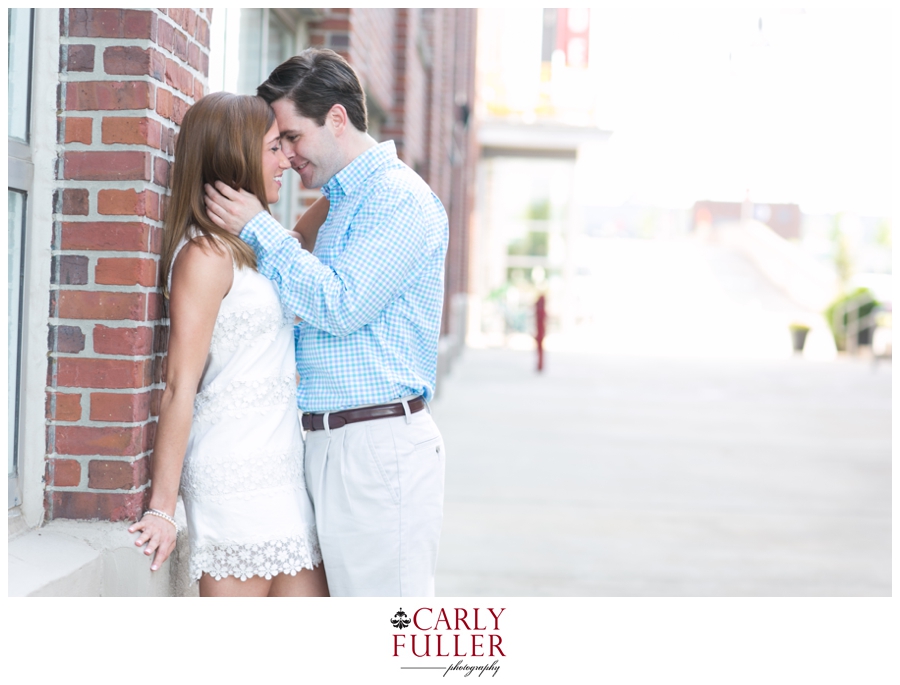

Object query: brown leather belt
[302,396,426,432]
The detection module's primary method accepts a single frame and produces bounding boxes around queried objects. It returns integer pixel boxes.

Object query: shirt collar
[322,140,397,200]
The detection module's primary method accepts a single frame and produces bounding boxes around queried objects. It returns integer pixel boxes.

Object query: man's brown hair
[257,48,368,132]
[160,92,275,297]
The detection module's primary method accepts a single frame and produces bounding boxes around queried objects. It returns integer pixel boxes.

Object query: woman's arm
[128,238,233,570]
[290,195,330,252]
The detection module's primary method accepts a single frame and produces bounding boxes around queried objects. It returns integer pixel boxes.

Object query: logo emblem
[391,608,412,629]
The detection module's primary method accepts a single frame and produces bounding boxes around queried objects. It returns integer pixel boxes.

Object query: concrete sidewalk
[431,347,891,596]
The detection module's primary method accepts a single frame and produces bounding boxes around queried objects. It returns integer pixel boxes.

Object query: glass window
[8,191,26,497]
[268,11,295,71]
[8,8,33,142]
[236,8,264,97]
[210,9,307,231]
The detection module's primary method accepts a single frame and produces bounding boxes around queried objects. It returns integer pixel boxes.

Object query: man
[204,48,449,597]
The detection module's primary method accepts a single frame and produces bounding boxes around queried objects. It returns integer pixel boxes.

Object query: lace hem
[190,528,322,582]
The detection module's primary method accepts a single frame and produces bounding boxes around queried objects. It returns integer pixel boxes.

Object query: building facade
[8,8,477,596]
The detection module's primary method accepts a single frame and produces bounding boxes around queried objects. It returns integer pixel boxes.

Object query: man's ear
[328,104,349,137]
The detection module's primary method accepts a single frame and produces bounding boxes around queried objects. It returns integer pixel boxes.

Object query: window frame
[8,8,59,527]
[7,7,35,509]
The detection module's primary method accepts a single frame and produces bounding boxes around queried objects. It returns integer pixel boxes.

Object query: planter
[790,327,809,353]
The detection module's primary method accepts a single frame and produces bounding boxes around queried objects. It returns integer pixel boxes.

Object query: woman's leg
[199,573,273,597]
[268,564,330,597]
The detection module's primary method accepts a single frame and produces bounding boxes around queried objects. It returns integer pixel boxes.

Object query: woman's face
[262,122,291,204]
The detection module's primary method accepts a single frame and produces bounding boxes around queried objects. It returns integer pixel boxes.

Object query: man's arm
[203,182,328,252]
[204,179,443,337]
[246,194,440,337]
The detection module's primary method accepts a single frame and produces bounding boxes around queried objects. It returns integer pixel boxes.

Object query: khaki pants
[303,407,445,596]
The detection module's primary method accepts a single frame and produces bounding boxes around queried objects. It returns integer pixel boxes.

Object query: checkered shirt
[240,141,449,412]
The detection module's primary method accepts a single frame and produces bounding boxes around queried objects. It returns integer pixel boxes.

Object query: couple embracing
[128,49,448,597]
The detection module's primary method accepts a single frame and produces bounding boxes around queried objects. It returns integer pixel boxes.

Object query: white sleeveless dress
[170,235,321,582]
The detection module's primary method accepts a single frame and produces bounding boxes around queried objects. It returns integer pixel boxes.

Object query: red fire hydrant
[535,294,547,372]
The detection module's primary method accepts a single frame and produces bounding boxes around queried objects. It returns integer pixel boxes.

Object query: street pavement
[431,240,891,596]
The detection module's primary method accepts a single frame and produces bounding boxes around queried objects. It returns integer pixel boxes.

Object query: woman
[128,92,329,596]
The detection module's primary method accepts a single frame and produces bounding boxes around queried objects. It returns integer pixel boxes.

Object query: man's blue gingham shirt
[240,141,449,413]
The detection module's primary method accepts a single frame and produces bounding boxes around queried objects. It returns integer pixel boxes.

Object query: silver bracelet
[143,509,178,533]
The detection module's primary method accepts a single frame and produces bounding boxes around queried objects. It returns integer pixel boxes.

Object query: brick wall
[46,8,211,522]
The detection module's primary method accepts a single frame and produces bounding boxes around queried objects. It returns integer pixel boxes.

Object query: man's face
[272,98,342,189]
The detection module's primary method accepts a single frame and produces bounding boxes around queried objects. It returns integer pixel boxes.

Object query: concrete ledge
[8,501,196,597]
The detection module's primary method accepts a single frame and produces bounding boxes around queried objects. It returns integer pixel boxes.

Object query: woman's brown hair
[160,92,275,298]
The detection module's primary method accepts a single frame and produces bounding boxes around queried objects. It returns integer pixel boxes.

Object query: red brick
[150,226,164,253]
[67,9,156,40]
[123,10,157,40]
[102,116,162,148]
[47,459,82,487]
[195,18,210,48]
[50,324,86,353]
[160,126,176,156]
[188,42,201,71]
[52,255,89,285]
[167,8,184,26]
[97,189,160,221]
[147,292,165,320]
[164,58,193,97]
[88,457,150,490]
[319,18,351,30]
[91,392,151,423]
[192,77,204,102]
[153,324,169,355]
[153,354,168,385]
[182,9,197,36]
[47,490,144,522]
[156,87,173,120]
[150,388,164,416]
[172,95,189,125]
[96,257,158,288]
[60,221,151,251]
[65,44,95,72]
[157,18,175,53]
[63,151,152,181]
[56,425,144,456]
[64,117,92,144]
[57,187,90,215]
[153,157,170,187]
[173,29,189,62]
[142,421,157,453]
[57,357,151,389]
[58,291,146,321]
[46,394,83,422]
[94,324,155,355]
[103,46,165,82]
[65,81,153,111]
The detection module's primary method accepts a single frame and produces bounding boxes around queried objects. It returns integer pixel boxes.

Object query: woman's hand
[129,514,178,572]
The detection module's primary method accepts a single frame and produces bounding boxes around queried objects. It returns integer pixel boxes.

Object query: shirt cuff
[239,211,290,259]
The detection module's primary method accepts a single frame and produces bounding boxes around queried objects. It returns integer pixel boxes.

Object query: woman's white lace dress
[171,236,321,582]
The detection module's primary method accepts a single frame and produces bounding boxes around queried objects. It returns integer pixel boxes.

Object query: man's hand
[203,181,265,236]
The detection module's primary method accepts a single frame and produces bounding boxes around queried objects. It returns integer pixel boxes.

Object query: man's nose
[280,139,295,159]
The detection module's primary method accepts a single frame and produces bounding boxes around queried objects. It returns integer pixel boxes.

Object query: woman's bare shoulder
[171,234,233,296]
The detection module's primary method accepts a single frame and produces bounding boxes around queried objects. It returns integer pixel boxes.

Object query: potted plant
[824,287,879,351]
[789,323,810,353]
